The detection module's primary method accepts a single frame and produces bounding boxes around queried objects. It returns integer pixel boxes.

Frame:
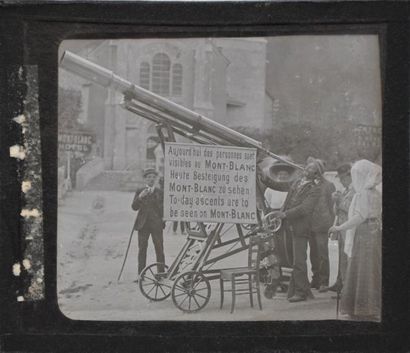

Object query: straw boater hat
[143,168,158,178]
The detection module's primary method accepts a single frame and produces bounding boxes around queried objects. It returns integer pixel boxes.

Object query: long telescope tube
[122,101,229,146]
[60,50,303,170]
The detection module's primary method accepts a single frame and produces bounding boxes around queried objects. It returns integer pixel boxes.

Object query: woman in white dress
[329,159,382,321]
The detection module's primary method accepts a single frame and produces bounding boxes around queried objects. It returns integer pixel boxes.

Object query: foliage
[58,87,83,131]
[235,120,380,170]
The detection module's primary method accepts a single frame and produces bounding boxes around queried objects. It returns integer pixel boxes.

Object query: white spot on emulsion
[22,181,32,193]
[10,145,26,160]
[17,296,25,302]
[22,259,31,270]
[13,114,26,124]
[20,208,41,218]
[13,263,21,276]
[18,66,24,80]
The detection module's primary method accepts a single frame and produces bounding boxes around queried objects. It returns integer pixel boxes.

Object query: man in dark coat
[263,160,321,302]
[328,163,354,292]
[308,158,336,292]
[132,168,165,275]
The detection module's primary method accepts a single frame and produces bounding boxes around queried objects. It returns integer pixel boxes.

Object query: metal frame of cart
[138,221,261,312]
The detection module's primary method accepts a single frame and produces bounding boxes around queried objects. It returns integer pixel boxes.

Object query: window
[152,53,170,96]
[172,63,183,96]
[139,53,183,97]
[140,62,150,90]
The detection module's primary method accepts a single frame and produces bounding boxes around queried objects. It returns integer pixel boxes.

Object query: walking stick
[117,225,136,282]
[330,214,341,319]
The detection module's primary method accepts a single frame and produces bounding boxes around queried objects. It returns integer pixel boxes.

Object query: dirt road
[57,191,339,321]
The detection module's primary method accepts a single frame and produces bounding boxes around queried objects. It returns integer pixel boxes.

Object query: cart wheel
[139,263,171,301]
[172,271,211,313]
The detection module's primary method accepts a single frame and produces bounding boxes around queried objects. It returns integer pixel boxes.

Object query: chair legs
[219,274,262,313]
[256,281,262,310]
[230,277,236,313]
[248,274,254,308]
[219,277,224,309]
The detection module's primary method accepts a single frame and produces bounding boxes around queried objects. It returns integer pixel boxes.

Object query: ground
[57,190,340,321]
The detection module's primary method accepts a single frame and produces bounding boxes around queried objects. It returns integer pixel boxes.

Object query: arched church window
[152,53,170,96]
[172,63,183,97]
[140,61,150,90]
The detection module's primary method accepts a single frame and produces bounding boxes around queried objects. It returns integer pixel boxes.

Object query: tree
[58,87,83,131]
[234,120,379,170]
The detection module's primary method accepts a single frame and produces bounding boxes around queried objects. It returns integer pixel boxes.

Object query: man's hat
[143,168,158,177]
[336,163,351,177]
[306,156,325,176]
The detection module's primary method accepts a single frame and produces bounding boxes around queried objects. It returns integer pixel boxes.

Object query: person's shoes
[133,278,139,284]
[288,294,307,303]
[327,282,343,293]
[306,290,315,299]
[318,285,328,293]
[264,279,280,299]
[264,284,276,299]
[310,281,320,290]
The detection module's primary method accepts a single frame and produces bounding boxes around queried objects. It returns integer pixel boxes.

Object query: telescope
[60,50,303,175]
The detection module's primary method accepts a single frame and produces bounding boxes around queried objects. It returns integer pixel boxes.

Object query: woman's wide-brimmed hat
[262,156,301,186]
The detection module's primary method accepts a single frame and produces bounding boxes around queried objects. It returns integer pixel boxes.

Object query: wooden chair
[219,234,264,313]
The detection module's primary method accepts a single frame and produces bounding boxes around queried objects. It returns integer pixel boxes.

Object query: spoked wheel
[139,263,171,301]
[171,271,211,313]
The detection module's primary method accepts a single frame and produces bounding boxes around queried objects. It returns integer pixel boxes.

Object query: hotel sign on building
[58,131,95,155]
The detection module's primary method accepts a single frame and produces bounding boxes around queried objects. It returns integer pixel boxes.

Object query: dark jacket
[311,178,336,233]
[132,187,164,231]
[263,176,321,237]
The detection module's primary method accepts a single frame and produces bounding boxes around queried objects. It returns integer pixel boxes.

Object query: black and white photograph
[57,35,382,322]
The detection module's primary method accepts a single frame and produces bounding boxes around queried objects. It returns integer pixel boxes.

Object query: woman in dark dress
[329,159,382,322]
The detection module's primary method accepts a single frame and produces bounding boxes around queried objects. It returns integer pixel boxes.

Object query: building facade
[59,38,270,175]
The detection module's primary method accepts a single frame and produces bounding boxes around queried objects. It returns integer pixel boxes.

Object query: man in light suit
[132,168,165,275]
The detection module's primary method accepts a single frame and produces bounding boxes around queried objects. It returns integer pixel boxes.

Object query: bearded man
[262,159,322,302]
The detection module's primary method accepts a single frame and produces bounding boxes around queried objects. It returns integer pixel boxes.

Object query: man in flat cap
[132,168,165,276]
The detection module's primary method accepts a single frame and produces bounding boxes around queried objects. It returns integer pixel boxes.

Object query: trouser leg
[172,222,178,232]
[291,236,310,297]
[138,228,150,274]
[316,232,330,286]
[180,222,185,233]
[151,227,165,272]
[339,232,348,284]
[309,235,320,285]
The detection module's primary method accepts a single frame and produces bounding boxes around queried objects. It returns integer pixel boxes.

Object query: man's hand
[328,225,340,240]
[138,188,150,199]
[273,211,286,219]
[332,191,342,204]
